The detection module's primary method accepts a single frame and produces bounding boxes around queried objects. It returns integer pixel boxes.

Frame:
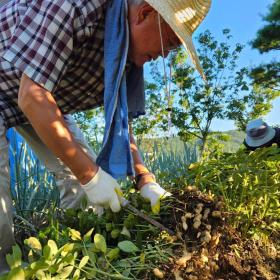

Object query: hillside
[139,130,246,155]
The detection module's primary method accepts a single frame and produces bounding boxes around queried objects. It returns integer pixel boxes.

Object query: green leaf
[94,234,107,254]
[59,243,75,255]
[87,251,97,265]
[30,260,49,271]
[118,241,139,253]
[79,256,89,269]
[34,270,46,280]
[24,237,42,254]
[105,223,113,232]
[106,248,120,262]
[73,269,80,280]
[140,252,145,264]
[6,245,22,269]
[69,229,82,241]
[7,267,25,280]
[58,265,74,279]
[43,245,51,260]
[83,228,94,242]
[62,253,75,264]
[121,226,131,238]
[27,249,34,263]
[122,269,131,277]
[49,263,59,274]
[47,240,58,256]
[111,229,120,239]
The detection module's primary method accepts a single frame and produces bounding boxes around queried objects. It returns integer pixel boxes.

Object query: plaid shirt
[0,0,107,128]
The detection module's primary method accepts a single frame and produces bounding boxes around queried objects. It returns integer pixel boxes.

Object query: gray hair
[127,0,145,6]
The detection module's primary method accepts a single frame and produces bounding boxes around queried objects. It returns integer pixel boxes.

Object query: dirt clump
[158,187,279,280]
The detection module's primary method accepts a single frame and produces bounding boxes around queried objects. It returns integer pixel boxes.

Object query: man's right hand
[82,167,122,213]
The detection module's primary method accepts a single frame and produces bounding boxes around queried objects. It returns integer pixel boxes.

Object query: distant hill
[216,130,245,152]
[139,130,246,155]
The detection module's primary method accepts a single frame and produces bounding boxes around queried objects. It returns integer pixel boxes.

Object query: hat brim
[145,0,210,80]
[245,127,276,147]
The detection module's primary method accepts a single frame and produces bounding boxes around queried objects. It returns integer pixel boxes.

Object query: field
[2,133,280,280]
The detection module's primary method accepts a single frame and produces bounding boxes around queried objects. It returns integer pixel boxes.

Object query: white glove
[140,182,171,214]
[82,167,122,213]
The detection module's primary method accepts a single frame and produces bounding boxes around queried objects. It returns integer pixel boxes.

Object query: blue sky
[145,0,279,131]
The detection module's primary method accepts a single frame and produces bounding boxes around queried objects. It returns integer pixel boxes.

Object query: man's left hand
[140,182,171,214]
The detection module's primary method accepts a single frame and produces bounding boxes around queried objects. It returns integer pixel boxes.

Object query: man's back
[0,0,107,129]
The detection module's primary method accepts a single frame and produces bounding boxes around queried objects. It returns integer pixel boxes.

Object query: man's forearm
[129,124,156,188]
[129,127,149,175]
[18,74,98,185]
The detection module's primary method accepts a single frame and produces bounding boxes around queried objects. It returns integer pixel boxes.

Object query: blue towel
[96,0,134,179]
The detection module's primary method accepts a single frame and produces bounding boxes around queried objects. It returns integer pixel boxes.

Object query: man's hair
[128,0,145,6]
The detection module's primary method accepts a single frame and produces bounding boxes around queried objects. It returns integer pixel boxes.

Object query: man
[244,119,280,150]
[0,0,211,272]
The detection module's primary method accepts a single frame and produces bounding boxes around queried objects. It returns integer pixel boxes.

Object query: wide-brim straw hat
[245,119,276,147]
[145,0,212,80]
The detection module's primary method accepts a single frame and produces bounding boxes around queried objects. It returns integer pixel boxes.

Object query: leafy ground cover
[2,147,280,279]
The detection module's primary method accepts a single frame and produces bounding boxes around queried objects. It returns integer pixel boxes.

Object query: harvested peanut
[209,261,219,271]
[181,216,188,231]
[176,231,183,240]
[213,253,219,261]
[173,270,183,280]
[212,233,221,246]
[201,231,211,243]
[186,263,194,273]
[205,224,212,231]
[193,220,201,229]
[185,212,193,219]
[153,268,164,279]
[203,208,211,220]
[194,214,202,221]
[216,201,224,209]
[201,254,209,263]
[176,252,192,268]
[212,211,222,218]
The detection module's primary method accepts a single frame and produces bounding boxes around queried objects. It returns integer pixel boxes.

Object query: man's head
[127,0,212,79]
[128,0,181,66]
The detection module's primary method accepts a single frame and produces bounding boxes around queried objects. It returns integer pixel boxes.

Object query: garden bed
[5,147,280,279]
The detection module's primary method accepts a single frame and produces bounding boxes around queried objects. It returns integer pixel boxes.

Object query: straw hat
[245,119,276,147]
[145,0,212,80]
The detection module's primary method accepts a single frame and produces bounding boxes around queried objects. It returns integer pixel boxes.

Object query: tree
[170,29,249,154]
[135,29,279,155]
[131,81,167,143]
[250,0,280,91]
[73,108,104,152]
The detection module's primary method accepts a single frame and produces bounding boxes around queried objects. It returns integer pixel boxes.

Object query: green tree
[73,108,104,152]
[131,81,167,143]
[250,0,280,91]
[170,29,249,154]
[138,29,279,155]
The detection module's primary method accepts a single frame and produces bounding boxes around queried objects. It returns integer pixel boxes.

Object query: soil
[157,187,280,280]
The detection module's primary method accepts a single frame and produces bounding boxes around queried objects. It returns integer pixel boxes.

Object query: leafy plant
[186,146,280,239]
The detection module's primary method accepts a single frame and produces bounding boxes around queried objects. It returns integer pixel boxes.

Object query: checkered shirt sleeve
[3,0,75,93]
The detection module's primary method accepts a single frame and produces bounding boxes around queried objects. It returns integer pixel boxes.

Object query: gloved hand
[140,182,171,214]
[82,167,122,213]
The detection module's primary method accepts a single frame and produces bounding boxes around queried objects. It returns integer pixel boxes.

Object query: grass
[8,130,59,225]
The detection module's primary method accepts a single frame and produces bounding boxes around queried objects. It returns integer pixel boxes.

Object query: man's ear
[135,4,155,25]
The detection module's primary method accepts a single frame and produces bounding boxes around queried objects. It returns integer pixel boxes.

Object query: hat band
[248,126,269,139]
